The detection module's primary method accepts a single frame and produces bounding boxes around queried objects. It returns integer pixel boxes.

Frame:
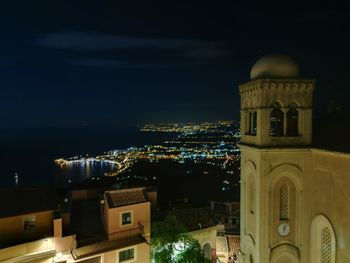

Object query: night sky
[1,1,350,128]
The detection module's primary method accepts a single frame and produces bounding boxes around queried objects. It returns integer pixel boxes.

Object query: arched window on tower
[310,215,336,263]
[280,184,289,220]
[246,111,257,136]
[270,102,284,136]
[246,111,251,135]
[286,102,299,136]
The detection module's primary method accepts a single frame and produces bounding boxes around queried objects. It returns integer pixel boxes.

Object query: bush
[151,215,211,263]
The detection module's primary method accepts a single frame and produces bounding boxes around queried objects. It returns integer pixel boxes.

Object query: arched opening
[202,242,211,260]
[246,111,257,136]
[286,103,299,136]
[270,102,284,137]
[310,215,336,263]
[245,111,251,135]
[270,243,300,263]
[271,176,299,244]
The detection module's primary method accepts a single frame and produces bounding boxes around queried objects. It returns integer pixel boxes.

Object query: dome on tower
[250,54,300,80]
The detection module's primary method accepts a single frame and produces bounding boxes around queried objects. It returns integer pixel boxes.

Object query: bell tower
[239,54,315,147]
[239,54,315,263]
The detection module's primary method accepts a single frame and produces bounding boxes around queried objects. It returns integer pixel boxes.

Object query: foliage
[174,235,211,263]
[152,215,187,248]
[151,215,210,263]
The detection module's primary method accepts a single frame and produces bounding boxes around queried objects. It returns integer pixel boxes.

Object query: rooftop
[154,207,216,232]
[105,187,148,208]
[71,235,146,260]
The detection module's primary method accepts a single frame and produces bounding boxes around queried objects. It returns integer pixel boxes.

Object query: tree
[151,215,210,263]
[173,235,212,263]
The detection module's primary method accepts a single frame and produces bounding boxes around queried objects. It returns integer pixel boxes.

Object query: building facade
[239,54,350,263]
[69,187,151,263]
[0,187,151,263]
[101,188,151,263]
[0,189,60,248]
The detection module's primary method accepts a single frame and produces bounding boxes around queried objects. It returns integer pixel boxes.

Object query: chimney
[54,218,62,237]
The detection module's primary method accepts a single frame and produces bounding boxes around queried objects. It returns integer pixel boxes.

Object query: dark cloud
[71,58,200,69]
[1,1,348,130]
[123,63,200,69]
[35,31,228,59]
[35,31,197,50]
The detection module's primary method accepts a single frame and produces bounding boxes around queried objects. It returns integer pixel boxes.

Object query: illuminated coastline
[55,120,241,179]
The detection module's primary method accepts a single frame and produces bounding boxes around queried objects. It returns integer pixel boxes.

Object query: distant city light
[54,121,241,182]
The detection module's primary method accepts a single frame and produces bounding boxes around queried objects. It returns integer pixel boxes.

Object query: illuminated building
[239,54,350,263]
[211,201,240,263]
[0,189,73,248]
[0,189,75,261]
[0,187,152,263]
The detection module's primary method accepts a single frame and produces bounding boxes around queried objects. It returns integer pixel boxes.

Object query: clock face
[278,223,290,237]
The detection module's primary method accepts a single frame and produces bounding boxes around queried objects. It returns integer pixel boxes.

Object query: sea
[0,125,171,189]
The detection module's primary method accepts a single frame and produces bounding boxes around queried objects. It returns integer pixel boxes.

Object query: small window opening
[270,102,284,137]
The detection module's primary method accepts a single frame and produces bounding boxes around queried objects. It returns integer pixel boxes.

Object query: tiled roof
[71,235,146,260]
[168,207,216,232]
[105,188,148,208]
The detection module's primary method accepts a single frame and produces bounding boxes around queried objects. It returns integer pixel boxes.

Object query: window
[321,227,332,263]
[119,248,134,262]
[286,103,299,136]
[246,111,257,136]
[121,211,132,225]
[280,184,289,220]
[23,215,36,231]
[246,111,251,134]
[251,111,257,136]
[270,102,284,136]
